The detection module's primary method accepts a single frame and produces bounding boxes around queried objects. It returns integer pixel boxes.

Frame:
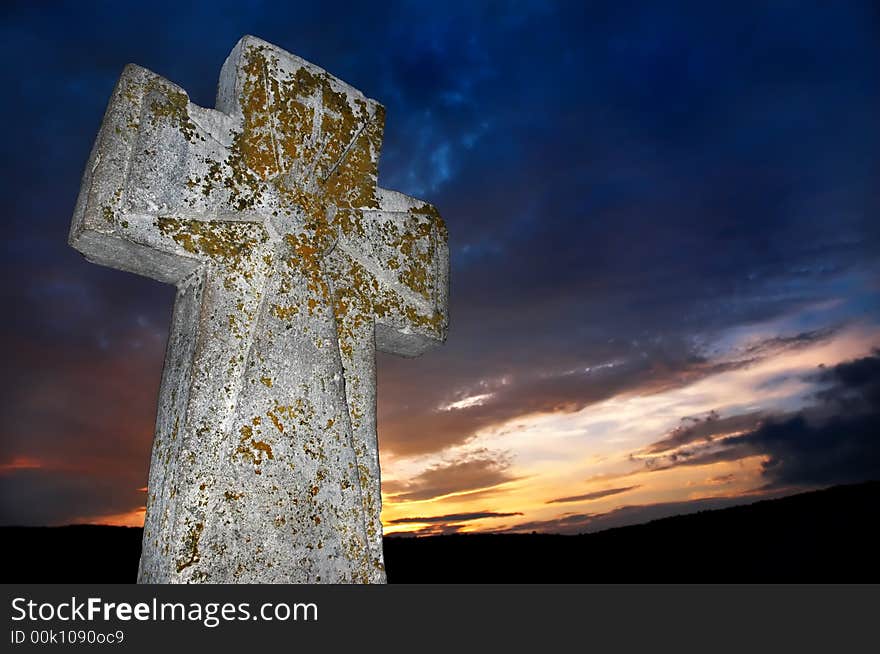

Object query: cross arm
[70,65,193,283]
[334,187,449,357]
[69,63,265,285]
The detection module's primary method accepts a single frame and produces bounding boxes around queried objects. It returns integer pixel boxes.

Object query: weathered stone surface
[69,36,449,583]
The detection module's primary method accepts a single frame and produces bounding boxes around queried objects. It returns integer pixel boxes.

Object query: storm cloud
[639,352,880,488]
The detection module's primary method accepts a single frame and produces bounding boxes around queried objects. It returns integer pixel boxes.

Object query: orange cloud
[0,456,44,473]
[76,506,146,528]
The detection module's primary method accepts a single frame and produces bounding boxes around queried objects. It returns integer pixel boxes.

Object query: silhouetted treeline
[3,481,878,583]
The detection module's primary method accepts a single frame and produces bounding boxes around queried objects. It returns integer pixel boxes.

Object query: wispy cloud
[546,485,640,504]
[389,511,523,525]
[384,450,519,502]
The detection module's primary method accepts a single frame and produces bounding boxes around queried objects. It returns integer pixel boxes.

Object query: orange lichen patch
[411,202,448,237]
[293,242,320,260]
[236,47,281,179]
[284,232,333,301]
[364,492,379,541]
[224,133,267,211]
[321,97,383,211]
[236,424,274,465]
[357,210,443,302]
[335,208,364,238]
[267,409,285,434]
[224,490,243,501]
[145,81,203,144]
[100,188,124,225]
[176,522,204,572]
[192,160,225,200]
[252,439,274,460]
[260,376,273,387]
[331,245,444,358]
[156,218,267,266]
[330,255,377,358]
[269,398,318,432]
[358,463,371,489]
[270,303,299,320]
[396,227,435,300]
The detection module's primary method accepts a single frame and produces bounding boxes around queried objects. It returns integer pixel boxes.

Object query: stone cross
[69,36,448,583]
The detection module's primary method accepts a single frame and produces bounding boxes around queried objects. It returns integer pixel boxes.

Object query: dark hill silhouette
[3,481,878,583]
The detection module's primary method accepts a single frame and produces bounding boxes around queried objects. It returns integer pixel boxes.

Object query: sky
[1,1,879,536]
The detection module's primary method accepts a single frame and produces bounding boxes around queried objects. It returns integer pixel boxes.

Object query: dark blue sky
[1,1,878,530]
